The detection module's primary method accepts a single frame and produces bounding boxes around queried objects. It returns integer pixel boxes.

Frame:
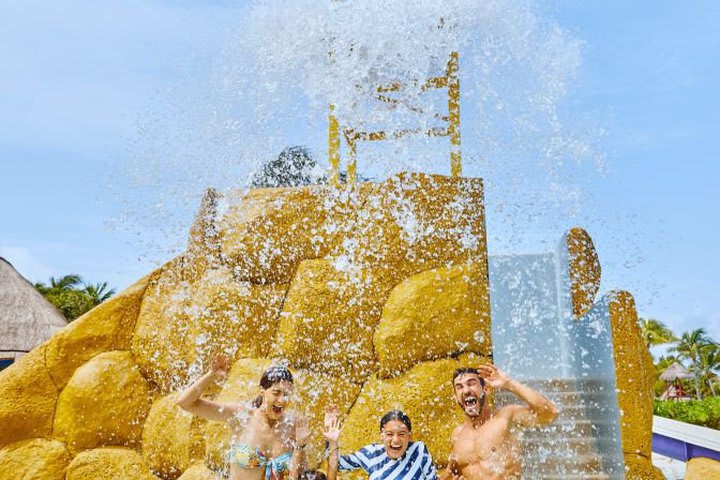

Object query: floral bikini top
[226,444,293,480]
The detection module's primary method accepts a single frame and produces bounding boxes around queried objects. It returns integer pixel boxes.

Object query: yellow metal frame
[328,51,462,185]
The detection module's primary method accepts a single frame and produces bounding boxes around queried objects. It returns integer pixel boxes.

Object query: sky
[1,1,718,343]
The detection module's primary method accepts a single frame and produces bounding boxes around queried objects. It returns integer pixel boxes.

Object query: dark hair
[252,365,294,408]
[299,470,327,480]
[452,367,486,386]
[380,410,412,432]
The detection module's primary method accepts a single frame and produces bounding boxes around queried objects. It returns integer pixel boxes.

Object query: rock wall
[0,172,661,479]
[0,173,493,479]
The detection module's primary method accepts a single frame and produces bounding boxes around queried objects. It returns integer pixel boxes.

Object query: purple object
[653,432,720,462]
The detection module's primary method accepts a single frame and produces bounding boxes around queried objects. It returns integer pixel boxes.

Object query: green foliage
[34,274,116,321]
[669,328,715,400]
[639,318,677,348]
[654,397,720,430]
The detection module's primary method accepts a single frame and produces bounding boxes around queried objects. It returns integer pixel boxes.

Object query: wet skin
[447,367,558,480]
[176,356,309,480]
[228,380,298,480]
[450,408,523,480]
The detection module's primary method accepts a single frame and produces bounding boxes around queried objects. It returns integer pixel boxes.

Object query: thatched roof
[0,257,67,359]
[660,362,693,381]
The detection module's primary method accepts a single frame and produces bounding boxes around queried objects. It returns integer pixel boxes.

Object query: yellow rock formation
[65,447,159,480]
[220,186,342,284]
[0,438,71,480]
[177,462,220,480]
[53,351,154,453]
[0,345,57,448]
[190,268,288,365]
[375,263,491,378]
[608,291,661,479]
[566,227,601,318]
[46,272,154,388]
[275,259,379,382]
[346,173,487,296]
[685,457,720,480]
[0,173,660,479]
[142,392,206,479]
[132,256,200,391]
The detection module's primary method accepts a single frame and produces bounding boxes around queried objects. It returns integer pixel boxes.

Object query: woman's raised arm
[176,354,241,422]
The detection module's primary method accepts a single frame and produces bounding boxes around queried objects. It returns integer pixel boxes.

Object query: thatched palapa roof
[659,362,693,381]
[0,257,67,360]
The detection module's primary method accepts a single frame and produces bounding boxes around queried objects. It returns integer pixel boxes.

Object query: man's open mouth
[463,396,478,408]
[271,404,284,414]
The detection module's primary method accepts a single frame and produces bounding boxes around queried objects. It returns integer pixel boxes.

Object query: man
[444,364,558,480]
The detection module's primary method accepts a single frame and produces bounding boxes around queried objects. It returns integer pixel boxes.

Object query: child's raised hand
[324,405,340,429]
[323,415,343,445]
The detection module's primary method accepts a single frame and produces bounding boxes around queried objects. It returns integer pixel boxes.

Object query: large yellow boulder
[219,185,353,284]
[142,392,207,479]
[275,259,380,382]
[66,447,159,480]
[132,257,200,391]
[375,263,491,378]
[133,263,288,393]
[343,173,487,298]
[53,351,154,452]
[342,358,466,468]
[685,457,720,480]
[608,291,655,458]
[0,438,71,480]
[0,345,57,448]
[177,463,220,480]
[45,272,155,388]
[189,268,288,365]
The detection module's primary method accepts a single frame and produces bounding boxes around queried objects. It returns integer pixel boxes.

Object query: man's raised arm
[477,364,558,426]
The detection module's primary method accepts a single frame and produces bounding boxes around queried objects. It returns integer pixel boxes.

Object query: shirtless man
[445,365,558,480]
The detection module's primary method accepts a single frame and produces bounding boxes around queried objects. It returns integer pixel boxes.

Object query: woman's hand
[210,353,230,380]
[295,415,312,448]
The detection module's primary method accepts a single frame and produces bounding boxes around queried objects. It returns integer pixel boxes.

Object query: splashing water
[116,0,604,258]
[115,2,629,478]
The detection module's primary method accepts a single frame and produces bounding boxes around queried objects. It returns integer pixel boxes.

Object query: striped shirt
[338,442,437,480]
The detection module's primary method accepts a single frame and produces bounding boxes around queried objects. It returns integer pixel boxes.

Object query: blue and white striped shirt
[338,442,437,480]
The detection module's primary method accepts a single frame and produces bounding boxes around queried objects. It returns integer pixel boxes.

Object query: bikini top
[226,444,293,480]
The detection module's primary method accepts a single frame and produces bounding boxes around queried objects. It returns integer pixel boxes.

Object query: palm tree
[34,274,115,321]
[35,274,82,295]
[83,282,116,306]
[670,328,713,400]
[698,344,720,397]
[638,318,677,350]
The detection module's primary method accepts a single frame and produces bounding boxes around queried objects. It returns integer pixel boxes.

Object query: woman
[324,409,437,480]
[176,354,310,480]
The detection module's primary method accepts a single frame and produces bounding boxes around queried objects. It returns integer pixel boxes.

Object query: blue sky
[1,1,718,342]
